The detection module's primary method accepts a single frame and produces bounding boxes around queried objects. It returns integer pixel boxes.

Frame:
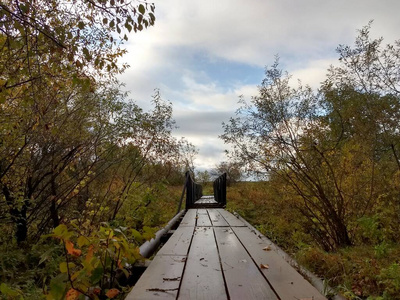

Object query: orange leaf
[117,259,122,269]
[66,288,80,300]
[85,245,94,262]
[65,240,82,257]
[71,248,82,257]
[106,288,120,298]
[260,264,269,269]
[65,241,75,255]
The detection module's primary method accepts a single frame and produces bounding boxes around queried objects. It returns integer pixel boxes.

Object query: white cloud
[289,58,338,89]
[117,0,400,170]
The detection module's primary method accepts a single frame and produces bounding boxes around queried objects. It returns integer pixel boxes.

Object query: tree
[0,0,159,243]
[212,161,242,186]
[196,170,211,186]
[222,24,400,250]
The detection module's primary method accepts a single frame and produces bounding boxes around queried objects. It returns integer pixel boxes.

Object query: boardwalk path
[127,196,326,300]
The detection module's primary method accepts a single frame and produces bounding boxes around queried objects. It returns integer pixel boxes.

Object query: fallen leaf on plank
[260,264,269,269]
[263,246,271,251]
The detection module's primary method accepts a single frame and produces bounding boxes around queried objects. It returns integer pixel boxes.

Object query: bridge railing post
[213,172,227,207]
[185,171,203,209]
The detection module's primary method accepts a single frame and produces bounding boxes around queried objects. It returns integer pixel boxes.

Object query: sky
[118,0,400,172]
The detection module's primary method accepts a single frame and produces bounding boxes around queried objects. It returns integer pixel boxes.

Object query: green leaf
[50,273,68,300]
[19,3,29,14]
[90,267,104,284]
[39,247,56,265]
[138,4,145,14]
[78,21,85,30]
[53,224,71,239]
[131,229,143,243]
[125,23,132,32]
[143,226,156,241]
[149,13,155,22]
[0,283,20,297]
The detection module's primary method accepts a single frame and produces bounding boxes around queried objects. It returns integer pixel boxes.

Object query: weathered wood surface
[179,208,197,227]
[125,255,185,300]
[157,226,194,257]
[192,195,224,208]
[214,227,278,300]
[207,209,229,227]
[232,226,325,299]
[127,205,327,300]
[178,227,227,299]
[194,196,217,204]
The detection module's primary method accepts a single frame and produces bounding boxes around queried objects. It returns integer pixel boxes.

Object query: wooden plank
[178,227,227,300]
[196,209,212,227]
[126,255,186,300]
[232,226,326,300]
[214,227,278,300]
[180,209,197,227]
[207,209,229,227]
[216,209,246,227]
[157,226,194,256]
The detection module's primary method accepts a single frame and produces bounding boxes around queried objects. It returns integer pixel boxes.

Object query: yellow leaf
[71,271,80,281]
[60,262,75,273]
[263,246,271,251]
[59,262,68,273]
[77,236,88,247]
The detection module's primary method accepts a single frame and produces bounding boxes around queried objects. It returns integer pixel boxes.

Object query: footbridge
[126,172,327,300]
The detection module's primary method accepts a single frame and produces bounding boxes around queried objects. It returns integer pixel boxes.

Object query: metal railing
[213,172,227,207]
[185,171,203,209]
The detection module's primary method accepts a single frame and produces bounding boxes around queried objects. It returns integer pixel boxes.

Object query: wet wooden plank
[178,227,227,300]
[126,255,186,300]
[207,209,229,227]
[196,209,212,227]
[216,209,246,227]
[157,226,194,256]
[214,227,278,300]
[232,226,326,300]
[180,209,197,227]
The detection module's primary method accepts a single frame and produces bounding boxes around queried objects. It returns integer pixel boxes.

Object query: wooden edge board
[157,226,195,256]
[126,255,186,300]
[232,226,327,300]
[233,212,344,300]
[180,209,197,227]
[214,227,278,300]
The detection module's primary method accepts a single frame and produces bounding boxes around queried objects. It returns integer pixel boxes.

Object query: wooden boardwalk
[127,199,326,299]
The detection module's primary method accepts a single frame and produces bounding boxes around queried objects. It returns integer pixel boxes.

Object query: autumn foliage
[223,24,400,299]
